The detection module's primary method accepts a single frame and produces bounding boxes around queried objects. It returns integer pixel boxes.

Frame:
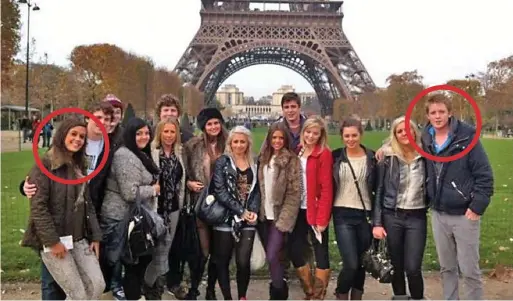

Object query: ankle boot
[282,280,289,300]
[296,264,314,300]
[312,268,331,300]
[350,288,363,300]
[335,292,349,300]
[391,295,410,300]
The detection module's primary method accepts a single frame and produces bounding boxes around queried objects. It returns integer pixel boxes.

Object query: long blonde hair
[389,116,422,162]
[300,116,329,151]
[225,126,254,166]
[152,118,182,149]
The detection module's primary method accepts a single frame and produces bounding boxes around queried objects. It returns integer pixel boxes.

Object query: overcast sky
[18,0,513,99]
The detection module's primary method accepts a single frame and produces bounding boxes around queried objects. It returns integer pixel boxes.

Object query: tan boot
[312,268,331,300]
[296,264,314,300]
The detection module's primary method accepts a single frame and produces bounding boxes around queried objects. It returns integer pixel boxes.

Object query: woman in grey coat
[101,117,163,300]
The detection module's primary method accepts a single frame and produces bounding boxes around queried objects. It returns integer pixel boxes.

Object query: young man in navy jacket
[421,94,493,300]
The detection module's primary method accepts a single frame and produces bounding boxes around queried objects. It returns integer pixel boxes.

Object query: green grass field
[1,129,512,281]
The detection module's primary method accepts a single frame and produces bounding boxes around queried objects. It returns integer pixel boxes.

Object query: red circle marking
[404,84,482,163]
[32,107,111,185]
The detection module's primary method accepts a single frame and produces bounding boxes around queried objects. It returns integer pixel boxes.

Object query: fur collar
[45,148,74,171]
[259,149,295,168]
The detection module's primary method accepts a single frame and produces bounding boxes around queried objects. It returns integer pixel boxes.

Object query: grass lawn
[1,129,512,281]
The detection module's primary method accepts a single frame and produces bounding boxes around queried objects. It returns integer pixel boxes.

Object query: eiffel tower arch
[174,0,376,116]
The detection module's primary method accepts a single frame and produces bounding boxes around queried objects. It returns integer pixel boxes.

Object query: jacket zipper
[451,181,468,201]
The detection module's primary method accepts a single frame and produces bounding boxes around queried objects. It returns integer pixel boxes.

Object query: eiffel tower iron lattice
[174,0,376,116]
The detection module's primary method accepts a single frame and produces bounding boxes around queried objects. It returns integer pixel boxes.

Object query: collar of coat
[45,148,75,171]
[258,148,295,168]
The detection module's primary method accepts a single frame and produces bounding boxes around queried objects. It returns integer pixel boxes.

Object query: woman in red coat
[289,116,334,300]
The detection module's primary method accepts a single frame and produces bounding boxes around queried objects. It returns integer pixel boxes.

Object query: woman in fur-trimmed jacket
[256,122,302,300]
[183,107,228,300]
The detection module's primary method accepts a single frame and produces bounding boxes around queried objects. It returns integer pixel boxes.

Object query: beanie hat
[103,94,124,113]
[197,107,224,131]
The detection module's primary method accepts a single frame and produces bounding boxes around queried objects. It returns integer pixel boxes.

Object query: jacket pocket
[441,180,470,210]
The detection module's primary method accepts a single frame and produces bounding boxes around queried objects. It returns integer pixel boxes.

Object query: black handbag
[123,188,165,264]
[197,178,230,225]
[362,239,394,283]
[345,150,394,284]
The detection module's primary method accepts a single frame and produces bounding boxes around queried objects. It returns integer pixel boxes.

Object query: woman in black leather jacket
[211,126,261,301]
[372,116,428,300]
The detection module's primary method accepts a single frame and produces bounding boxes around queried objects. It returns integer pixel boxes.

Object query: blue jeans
[333,208,372,295]
[41,261,65,300]
[110,261,124,291]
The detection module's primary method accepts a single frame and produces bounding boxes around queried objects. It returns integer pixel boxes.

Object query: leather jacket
[373,154,428,226]
[212,154,260,217]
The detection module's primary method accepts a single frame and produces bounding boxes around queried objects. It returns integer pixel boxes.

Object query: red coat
[300,145,334,228]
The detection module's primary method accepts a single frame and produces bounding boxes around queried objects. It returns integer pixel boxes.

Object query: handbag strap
[344,149,371,223]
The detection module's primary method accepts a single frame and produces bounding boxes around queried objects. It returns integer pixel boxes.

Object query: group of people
[19,91,494,301]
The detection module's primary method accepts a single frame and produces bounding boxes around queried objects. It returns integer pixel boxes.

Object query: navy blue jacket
[421,117,494,215]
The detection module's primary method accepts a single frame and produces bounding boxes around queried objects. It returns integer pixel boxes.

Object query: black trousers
[123,255,165,300]
[382,209,427,300]
[288,209,330,269]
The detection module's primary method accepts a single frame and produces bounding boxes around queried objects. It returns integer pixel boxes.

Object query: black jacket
[421,117,494,215]
[373,155,428,226]
[180,126,193,144]
[212,154,260,216]
[332,145,378,213]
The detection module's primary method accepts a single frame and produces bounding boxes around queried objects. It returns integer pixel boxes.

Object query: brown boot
[312,268,331,300]
[350,288,363,300]
[296,264,314,300]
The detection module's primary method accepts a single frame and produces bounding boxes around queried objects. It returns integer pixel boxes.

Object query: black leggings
[212,229,255,300]
[288,209,330,269]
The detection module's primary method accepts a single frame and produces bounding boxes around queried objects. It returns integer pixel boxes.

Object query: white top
[263,156,275,220]
[334,155,371,210]
[85,139,103,177]
[300,157,308,209]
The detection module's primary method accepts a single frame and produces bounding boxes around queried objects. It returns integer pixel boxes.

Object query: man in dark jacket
[260,92,307,153]
[421,94,493,300]
[155,93,194,144]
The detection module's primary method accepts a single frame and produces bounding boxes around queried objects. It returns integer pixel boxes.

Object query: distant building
[216,84,317,118]
[216,84,244,106]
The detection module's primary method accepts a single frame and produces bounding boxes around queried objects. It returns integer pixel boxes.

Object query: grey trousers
[431,210,483,300]
[41,239,106,300]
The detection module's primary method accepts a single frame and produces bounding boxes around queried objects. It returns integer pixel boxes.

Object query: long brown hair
[202,125,228,162]
[260,122,291,166]
[50,117,87,171]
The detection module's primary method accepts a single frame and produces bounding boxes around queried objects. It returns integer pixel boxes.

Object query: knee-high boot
[312,268,331,300]
[296,264,314,300]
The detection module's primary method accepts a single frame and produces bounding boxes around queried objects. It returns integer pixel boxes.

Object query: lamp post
[465,73,476,124]
[18,0,40,117]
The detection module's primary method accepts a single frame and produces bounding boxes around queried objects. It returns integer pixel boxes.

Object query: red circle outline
[32,108,111,185]
[404,84,482,163]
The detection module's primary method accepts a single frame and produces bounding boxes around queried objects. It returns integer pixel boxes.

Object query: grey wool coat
[101,146,170,287]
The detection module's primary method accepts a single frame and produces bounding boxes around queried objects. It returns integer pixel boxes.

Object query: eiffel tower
[174,0,376,116]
